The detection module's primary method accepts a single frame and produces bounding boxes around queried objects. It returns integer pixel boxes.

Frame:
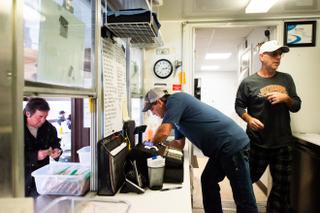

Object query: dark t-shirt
[235,72,301,148]
[24,117,61,196]
[162,92,249,158]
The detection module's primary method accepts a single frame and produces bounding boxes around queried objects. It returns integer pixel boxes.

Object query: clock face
[153,59,173,79]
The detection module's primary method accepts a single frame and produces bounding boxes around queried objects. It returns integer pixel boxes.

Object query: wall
[194,71,238,119]
[143,21,183,135]
[281,20,320,133]
[143,21,183,93]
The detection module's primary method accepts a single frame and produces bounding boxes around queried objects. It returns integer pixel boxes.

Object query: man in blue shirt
[143,88,258,213]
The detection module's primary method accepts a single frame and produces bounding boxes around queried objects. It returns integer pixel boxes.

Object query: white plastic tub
[41,197,131,213]
[31,162,91,196]
[77,146,91,165]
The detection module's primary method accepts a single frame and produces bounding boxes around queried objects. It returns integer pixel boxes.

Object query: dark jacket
[24,116,61,197]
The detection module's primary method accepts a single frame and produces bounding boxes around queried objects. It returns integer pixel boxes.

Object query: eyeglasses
[265,51,283,57]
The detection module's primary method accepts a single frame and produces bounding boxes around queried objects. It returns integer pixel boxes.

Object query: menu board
[102,38,128,137]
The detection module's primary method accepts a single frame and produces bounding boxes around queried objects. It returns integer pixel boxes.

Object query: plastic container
[77,146,91,165]
[147,156,165,190]
[41,197,131,213]
[31,162,91,195]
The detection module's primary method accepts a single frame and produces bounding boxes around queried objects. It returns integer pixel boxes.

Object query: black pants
[249,143,292,213]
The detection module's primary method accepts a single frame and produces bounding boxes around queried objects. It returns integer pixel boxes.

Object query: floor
[191,157,267,213]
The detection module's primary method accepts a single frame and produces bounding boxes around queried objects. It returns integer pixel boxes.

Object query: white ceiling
[195,27,254,73]
[155,0,320,20]
[154,0,319,73]
[107,0,320,73]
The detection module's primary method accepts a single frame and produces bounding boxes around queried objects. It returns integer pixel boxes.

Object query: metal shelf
[107,22,157,41]
[105,9,163,48]
[130,30,163,48]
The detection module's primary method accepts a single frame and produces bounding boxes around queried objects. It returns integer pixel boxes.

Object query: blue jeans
[201,145,258,213]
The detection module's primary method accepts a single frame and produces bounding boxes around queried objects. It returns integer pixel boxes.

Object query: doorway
[188,23,279,212]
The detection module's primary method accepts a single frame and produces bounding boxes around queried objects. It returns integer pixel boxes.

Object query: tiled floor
[192,157,267,213]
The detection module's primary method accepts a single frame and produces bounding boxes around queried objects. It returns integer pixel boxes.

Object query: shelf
[107,22,157,41]
[130,30,163,48]
[105,9,163,48]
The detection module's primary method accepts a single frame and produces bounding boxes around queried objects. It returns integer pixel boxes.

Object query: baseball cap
[259,40,289,54]
[142,88,169,112]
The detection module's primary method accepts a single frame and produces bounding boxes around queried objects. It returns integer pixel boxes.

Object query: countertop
[293,132,320,147]
[35,145,192,213]
[90,144,193,213]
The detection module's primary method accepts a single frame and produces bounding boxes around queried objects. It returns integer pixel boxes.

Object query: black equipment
[123,120,136,149]
[97,132,128,196]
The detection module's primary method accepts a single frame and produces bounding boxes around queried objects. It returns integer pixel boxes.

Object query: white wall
[143,21,183,136]
[195,71,238,119]
[281,20,320,133]
[143,21,183,93]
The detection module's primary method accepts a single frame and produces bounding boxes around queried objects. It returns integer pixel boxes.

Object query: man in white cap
[235,40,301,212]
[143,88,258,213]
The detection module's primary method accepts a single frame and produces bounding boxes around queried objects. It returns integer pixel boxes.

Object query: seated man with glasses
[235,40,301,212]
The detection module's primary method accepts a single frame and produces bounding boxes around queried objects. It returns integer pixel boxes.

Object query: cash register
[126,125,184,185]
[97,122,184,195]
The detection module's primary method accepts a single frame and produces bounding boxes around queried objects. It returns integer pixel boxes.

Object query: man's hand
[247,117,264,131]
[50,148,62,159]
[242,112,264,131]
[168,139,185,150]
[266,92,291,105]
[37,148,51,160]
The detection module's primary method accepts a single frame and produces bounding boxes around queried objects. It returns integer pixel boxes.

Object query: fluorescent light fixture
[205,53,232,60]
[245,0,279,13]
[201,65,220,71]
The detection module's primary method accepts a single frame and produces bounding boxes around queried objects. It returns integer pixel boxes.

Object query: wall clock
[153,59,173,79]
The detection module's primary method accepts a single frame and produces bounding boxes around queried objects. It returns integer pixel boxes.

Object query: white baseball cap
[142,88,169,112]
[259,40,289,54]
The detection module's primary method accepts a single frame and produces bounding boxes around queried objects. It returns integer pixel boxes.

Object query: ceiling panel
[155,0,320,20]
[195,27,254,73]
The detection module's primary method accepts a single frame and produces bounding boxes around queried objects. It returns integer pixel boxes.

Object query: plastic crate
[31,162,91,196]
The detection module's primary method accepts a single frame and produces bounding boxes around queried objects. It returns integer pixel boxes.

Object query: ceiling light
[205,53,232,60]
[201,65,220,71]
[245,0,279,13]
